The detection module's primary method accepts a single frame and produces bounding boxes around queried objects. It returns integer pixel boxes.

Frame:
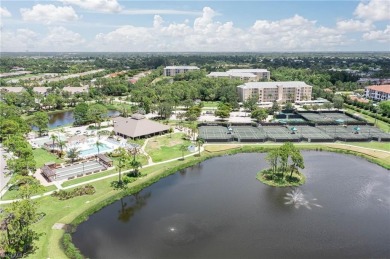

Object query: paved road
[0,147,11,192]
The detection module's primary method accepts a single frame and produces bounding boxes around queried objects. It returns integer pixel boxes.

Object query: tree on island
[259,142,305,187]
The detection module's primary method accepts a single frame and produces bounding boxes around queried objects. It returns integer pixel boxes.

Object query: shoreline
[2,144,389,258]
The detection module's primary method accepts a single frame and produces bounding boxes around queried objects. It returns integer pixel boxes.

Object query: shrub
[62,233,84,259]
[52,184,96,200]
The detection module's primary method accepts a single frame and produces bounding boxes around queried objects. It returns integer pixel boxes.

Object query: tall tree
[67,148,80,163]
[251,108,268,123]
[215,103,231,120]
[74,103,89,125]
[95,140,103,156]
[332,95,344,110]
[32,112,49,137]
[196,138,205,156]
[87,103,108,128]
[0,200,41,258]
[180,144,188,160]
[50,134,58,153]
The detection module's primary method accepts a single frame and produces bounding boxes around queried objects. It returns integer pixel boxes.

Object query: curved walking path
[1,142,388,205]
[0,146,204,204]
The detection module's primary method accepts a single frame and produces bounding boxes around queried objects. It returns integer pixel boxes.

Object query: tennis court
[317,126,370,141]
[232,126,266,142]
[198,126,232,142]
[298,112,359,123]
[345,125,390,141]
[295,126,334,142]
[262,126,301,142]
[54,160,106,181]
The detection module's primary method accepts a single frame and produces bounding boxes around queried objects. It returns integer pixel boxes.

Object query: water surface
[73,152,390,259]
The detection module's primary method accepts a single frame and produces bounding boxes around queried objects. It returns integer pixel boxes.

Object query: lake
[73,152,390,259]
[42,110,119,129]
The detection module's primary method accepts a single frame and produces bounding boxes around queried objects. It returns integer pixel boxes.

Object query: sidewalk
[0,146,204,204]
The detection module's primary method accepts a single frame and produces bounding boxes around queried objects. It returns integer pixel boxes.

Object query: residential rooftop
[237,81,311,89]
[164,66,199,69]
[365,84,390,94]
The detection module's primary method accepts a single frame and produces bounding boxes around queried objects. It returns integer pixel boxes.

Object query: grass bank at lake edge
[21,143,390,258]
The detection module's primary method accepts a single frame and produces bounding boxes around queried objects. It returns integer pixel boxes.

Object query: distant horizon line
[1,51,389,54]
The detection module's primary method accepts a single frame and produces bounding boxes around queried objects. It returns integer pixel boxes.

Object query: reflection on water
[32,109,120,129]
[73,152,390,259]
[154,214,210,246]
[284,188,322,210]
[118,191,151,223]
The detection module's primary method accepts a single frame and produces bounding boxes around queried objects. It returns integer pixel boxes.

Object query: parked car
[75,130,81,134]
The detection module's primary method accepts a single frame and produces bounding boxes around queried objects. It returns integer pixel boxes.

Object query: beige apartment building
[207,69,270,82]
[163,66,200,76]
[237,81,312,103]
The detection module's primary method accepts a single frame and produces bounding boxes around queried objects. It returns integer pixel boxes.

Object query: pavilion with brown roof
[113,114,170,139]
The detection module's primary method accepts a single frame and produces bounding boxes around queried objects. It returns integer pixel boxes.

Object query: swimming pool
[79,143,112,157]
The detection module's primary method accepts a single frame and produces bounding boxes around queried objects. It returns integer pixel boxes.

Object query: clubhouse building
[113,114,170,139]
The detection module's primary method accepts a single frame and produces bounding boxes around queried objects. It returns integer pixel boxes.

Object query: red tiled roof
[366,85,390,94]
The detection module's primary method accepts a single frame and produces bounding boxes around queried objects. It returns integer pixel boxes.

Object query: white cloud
[0,7,12,17]
[42,27,86,50]
[354,0,390,21]
[336,19,373,32]
[91,9,350,52]
[21,4,79,24]
[1,27,85,51]
[0,29,38,51]
[61,0,122,13]
[121,9,201,15]
[363,25,390,42]
[153,15,164,28]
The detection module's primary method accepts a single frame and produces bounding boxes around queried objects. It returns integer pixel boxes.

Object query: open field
[1,185,57,200]
[145,133,192,162]
[343,142,390,152]
[32,148,63,168]
[202,101,219,108]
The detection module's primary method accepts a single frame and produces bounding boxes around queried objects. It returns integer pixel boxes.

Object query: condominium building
[207,69,270,82]
[237,81,312,103]
[227,69,270,80]
[163,66,200,76]
[365,85,390,101]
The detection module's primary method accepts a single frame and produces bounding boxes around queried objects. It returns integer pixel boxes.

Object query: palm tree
[129,146,140,162]
[179,144,188,160]
[50,134,58,153]
[95,140,104,156]
[67,147,81,163]
[57,140,66,158]
[196,138,205,156]
[130,159,142,177]
[114,148,128,184]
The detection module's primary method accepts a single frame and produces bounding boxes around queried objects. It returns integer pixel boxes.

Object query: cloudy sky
[0,0,389,52]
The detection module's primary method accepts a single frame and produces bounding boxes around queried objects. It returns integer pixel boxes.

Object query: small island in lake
[257,142,306,187]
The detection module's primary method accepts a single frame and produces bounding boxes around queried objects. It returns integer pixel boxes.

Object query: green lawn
[4,142,387,259]
[28,154,203,259]
[145,133,192,162]
[343,142,390,152]
[61,154,148,188]
[345,108,390,132]
[202,101,219,108]
[32,148,63,168]
[1,185,57,200]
